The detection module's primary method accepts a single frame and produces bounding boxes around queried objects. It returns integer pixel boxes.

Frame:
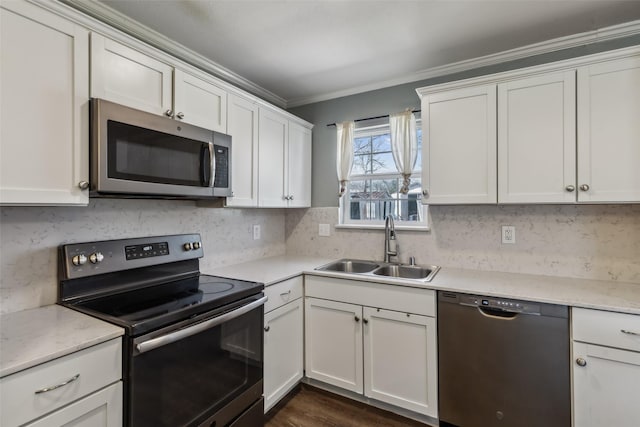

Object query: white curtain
[389,110,418,194]
[336,121,355,197]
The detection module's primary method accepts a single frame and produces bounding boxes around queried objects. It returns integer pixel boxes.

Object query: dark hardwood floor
[265,385,430,427]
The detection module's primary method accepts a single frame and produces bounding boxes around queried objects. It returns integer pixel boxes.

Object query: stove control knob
[193,241,201,250]
[183,243,192,251]
[72,254,87,266]
[89,252,104,264]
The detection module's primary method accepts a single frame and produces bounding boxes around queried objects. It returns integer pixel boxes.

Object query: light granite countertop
[210,255,640,316]
[0,305,124,378]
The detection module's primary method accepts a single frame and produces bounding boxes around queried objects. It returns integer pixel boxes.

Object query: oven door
[128,294,266,427]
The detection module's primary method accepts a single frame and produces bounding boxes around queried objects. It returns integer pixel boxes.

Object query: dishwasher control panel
[448,292,541,315]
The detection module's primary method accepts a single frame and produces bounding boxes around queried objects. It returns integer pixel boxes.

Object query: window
[339,118,427,229]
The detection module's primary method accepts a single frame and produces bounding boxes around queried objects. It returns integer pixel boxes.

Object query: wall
[288,34,640,207]
[0,199,285,314]
[285,205,640,284]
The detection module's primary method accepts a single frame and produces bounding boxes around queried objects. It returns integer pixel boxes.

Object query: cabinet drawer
[573,308,640,352]
[265,276,303,313]
[0,338,122,427]
[305,275,435,317]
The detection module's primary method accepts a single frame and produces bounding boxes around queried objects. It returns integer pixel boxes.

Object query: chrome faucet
[384,215,398,263]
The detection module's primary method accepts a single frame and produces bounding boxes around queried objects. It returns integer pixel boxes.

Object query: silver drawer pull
[280,291,291,297]
[621,329,640,336]
[35,374,80,394]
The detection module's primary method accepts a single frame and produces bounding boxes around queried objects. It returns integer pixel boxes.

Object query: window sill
[335,224,430,232]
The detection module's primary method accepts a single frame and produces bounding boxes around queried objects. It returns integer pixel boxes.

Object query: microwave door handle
[208,141,215,188]
[135,295,268,354]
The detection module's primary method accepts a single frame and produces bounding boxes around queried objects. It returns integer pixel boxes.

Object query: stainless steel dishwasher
[438,291,570,427]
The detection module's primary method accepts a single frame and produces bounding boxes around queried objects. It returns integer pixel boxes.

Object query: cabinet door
[305,298,363,393]
[422,85,497,204]
[258,108,288,207]
[363,308,437,418]
[91,33,172,116]
[577,56,640,202]
[264,299,303,413]
[287,122,312,207]
[174,69,227,132]
[498,71,576,203]
[226,94,259,207]
[25,382,122,427]
[573,342,640,427]
[0,1,89,205]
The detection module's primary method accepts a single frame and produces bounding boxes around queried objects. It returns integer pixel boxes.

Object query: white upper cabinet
[173,69,227,133]
[287,122,312,207]
[577,56,640,203]
[226,94,259,207]
[0,1,89,206]
[91,34,228,132]
[421,85,498,204]
[258,108,312,208]
[91,33,172,116]
[498,71,576,203]
[258,108,288,207]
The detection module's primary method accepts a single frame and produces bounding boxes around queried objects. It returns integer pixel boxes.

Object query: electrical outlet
[318,223,330,237]
[501,225,516,244]
[253,224,261,240]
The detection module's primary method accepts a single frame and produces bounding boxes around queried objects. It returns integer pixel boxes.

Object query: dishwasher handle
[477,306,519,320]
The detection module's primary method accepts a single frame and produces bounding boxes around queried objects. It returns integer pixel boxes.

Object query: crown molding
[58,0,287,108]
[287,20,640,108]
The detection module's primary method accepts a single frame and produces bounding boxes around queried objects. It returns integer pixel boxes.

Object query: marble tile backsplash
[285,205,640,284]
[0,199,285,314]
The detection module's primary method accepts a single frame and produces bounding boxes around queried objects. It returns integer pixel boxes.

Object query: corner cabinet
[258,108,312,208]
[304,275,438,419]
[91,33,227,132]
[0,1,90,206]
[417,46,640,205]
[572,308,640,427]
[263,277,304,413]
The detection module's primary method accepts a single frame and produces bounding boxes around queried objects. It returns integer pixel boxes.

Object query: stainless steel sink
[316,259,380,273]
[315,259,440,282]
[372,264,440,281]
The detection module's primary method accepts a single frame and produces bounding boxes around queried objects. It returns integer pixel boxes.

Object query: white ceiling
[98,0,640,106]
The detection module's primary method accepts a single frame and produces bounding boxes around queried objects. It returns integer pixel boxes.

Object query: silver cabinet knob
[264,326,270,332]
[78,181,89,190]
[89,252,104,264]
[422,189,429,198]
[165,110,173,117]
[72,254,87,266]
[289,195,294,201]
[565,185,575,192]
[576,357,587,367]
[193,242,201,250]
[183,242,192,251]
[176,112,185,120]
[580,184,590,192]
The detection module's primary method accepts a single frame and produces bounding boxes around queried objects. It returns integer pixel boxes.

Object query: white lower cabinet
[304,275,438,419]
[263,277,304,413]
[25,382,122,427]
[572,308,640,427]
[363,307,436,415]
[304,298,363,393]
[0,338,122,427]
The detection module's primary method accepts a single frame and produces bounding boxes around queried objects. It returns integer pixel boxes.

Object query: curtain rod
[326,109,421,127]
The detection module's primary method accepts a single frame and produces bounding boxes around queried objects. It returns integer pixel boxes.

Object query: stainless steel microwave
[90,98,231,199]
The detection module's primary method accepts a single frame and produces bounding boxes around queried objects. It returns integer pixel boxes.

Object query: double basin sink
[315,259,440,283]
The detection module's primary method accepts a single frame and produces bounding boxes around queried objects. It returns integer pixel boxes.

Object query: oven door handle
[135,295,268,354]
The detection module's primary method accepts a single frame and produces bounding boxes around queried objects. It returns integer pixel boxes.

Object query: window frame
[337,117,429,231]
